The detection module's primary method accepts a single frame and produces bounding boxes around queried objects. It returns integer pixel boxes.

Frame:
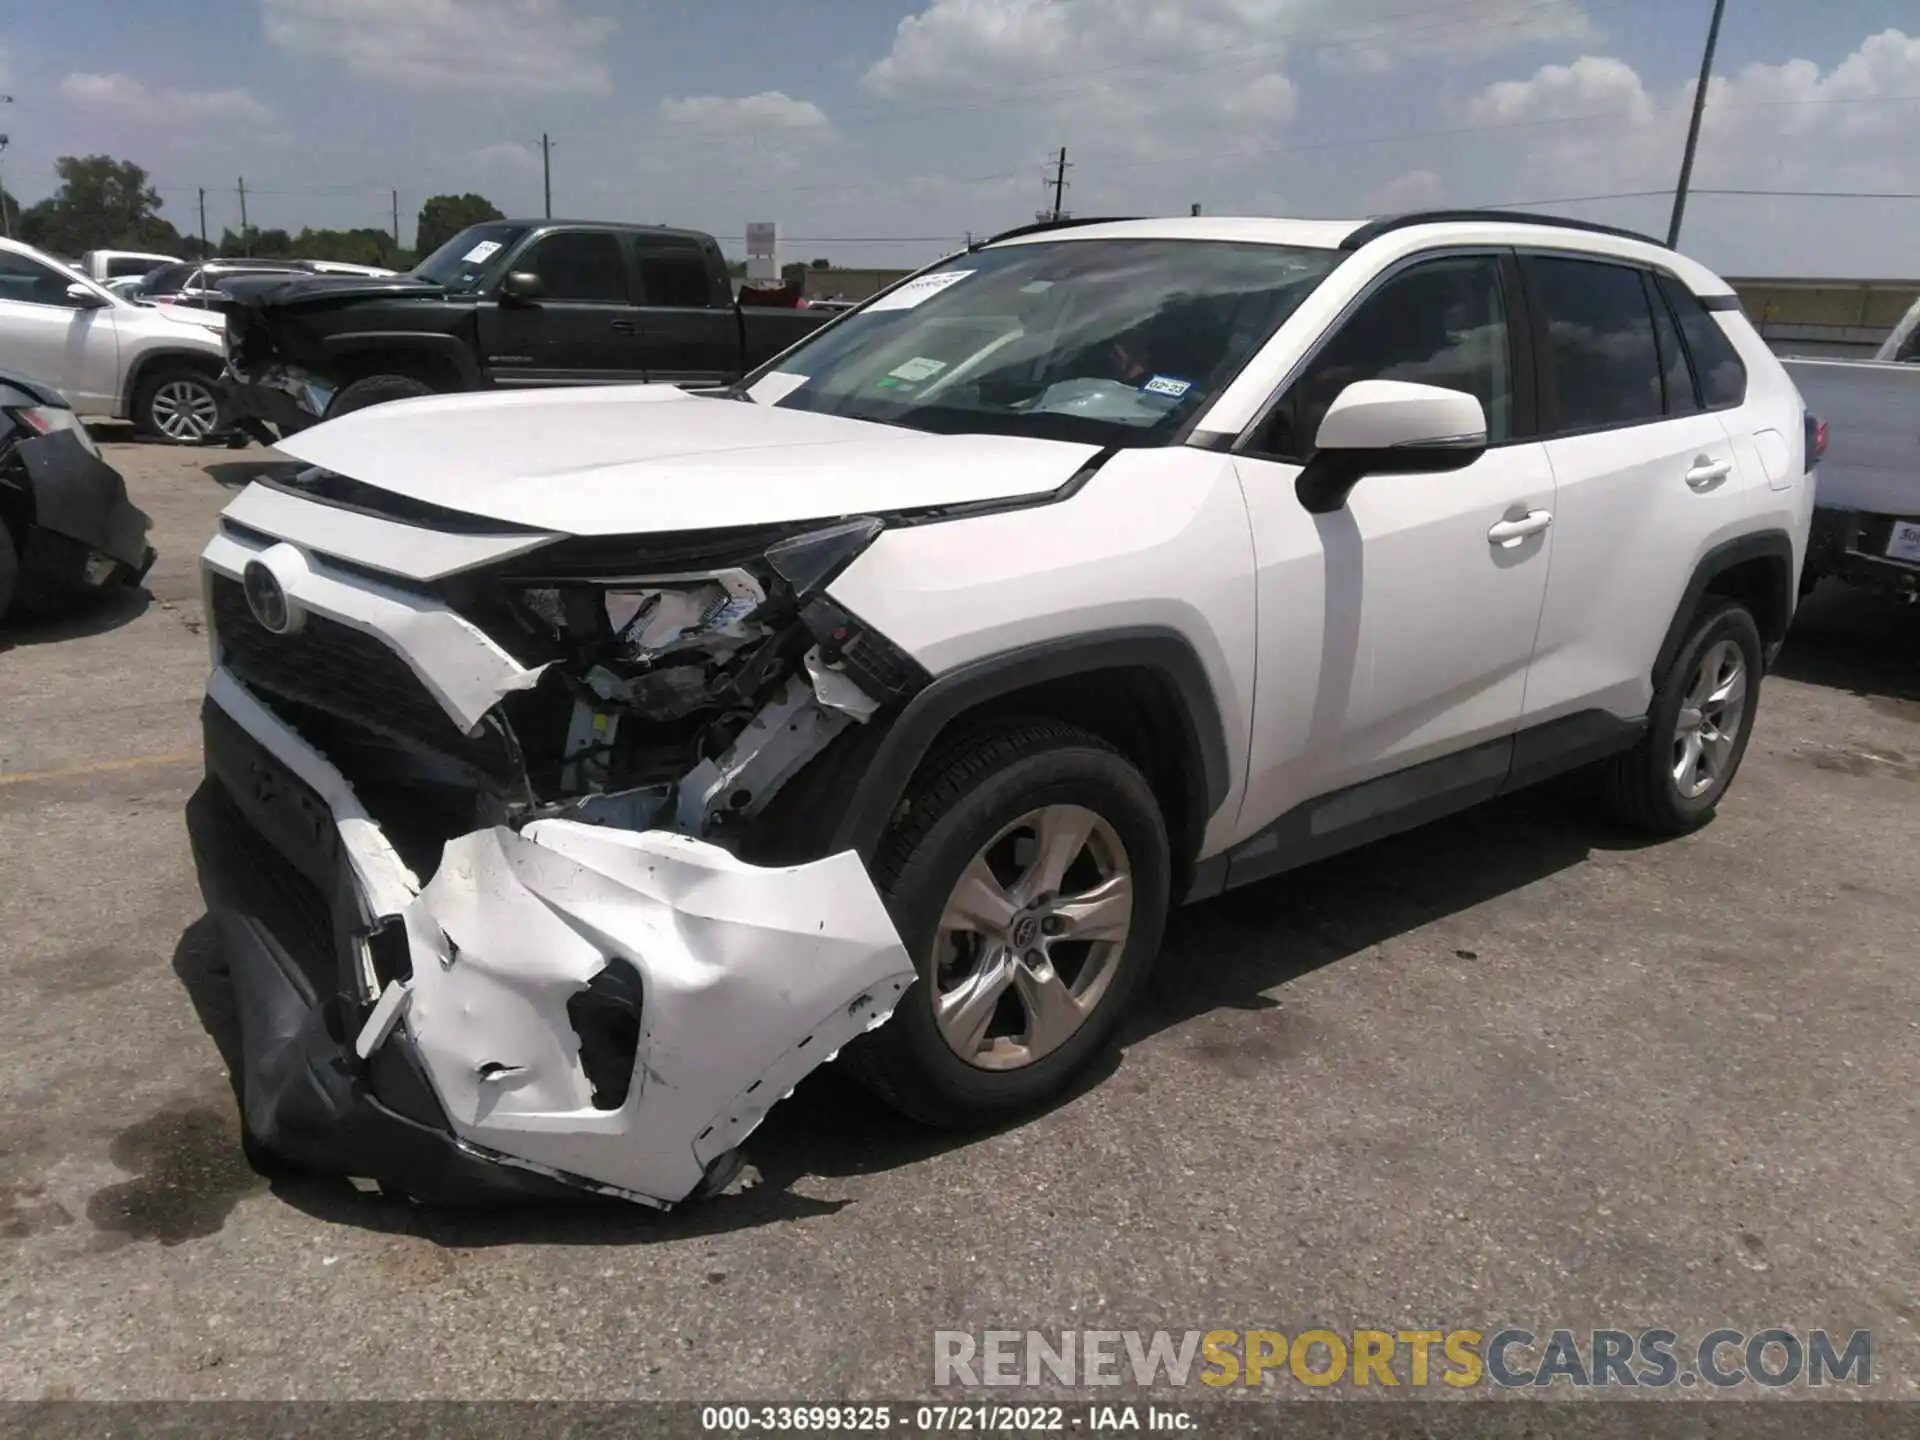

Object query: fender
[1651,529,1797,682]
[826,626,1231,865]
[318,332,482,389]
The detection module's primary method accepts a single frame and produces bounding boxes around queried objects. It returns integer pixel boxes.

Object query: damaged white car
[191,212,1810,1207]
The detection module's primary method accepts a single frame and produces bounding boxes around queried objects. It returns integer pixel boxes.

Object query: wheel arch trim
[826,626,1232,866]
[1652,528,1796,684]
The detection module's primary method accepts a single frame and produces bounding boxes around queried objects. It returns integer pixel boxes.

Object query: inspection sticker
[888,356,948,383]
[865,270,974,312]
[462,239,503,263]
[1142,374,1193,398]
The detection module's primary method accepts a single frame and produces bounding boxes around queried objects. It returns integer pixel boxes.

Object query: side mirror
[1294,380,1488,515]
[500,270,544,302]
[65,282,111,310]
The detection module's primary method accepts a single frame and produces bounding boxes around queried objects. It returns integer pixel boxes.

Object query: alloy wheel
[930,803,1134,1071]
[1673,638,1748,799]
[150,379,221,442]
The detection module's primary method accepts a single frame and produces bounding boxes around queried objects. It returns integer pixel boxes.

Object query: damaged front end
[190,479,923,1207]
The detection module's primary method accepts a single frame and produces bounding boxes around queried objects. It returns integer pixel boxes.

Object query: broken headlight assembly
[492,517,925,840]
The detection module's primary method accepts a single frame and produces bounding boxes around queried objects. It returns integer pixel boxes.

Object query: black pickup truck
[222,219,832,437]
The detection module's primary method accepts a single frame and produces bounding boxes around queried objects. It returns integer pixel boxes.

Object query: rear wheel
[848,721,1171,1126]
[1593,598,1763,834]
[328,374,436,418]
[134,365,225,445]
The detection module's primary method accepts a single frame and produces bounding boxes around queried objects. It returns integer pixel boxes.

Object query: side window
[1259,255,1512,461]
[1524,256,1662,432]
[1645,274,1700,415]
[0,250,90,308]
[521,231,629,303]
[1656,274,1748,407]
[636,243,715,308]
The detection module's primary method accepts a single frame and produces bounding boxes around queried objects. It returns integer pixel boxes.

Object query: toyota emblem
[242,558,293,633]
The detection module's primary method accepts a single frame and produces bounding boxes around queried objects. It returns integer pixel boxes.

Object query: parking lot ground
[2,436,1918,1401]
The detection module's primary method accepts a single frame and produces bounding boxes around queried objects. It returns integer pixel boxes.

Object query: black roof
[496,218,717,242]
[1340,209,1667,251]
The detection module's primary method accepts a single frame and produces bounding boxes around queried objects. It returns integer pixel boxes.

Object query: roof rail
[974,216,1143,249]
[1339,209,1668,252]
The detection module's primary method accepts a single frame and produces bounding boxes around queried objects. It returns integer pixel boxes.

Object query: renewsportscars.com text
[933,1328,1873,1390]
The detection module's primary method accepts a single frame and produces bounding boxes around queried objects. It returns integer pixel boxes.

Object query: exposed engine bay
[192,473,935,1210]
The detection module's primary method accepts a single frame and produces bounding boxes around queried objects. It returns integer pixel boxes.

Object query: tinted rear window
[1525,256,1663,432]
[1656,274,1747,408]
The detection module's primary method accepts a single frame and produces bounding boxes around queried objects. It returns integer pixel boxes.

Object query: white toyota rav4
[190,211,1814,1208]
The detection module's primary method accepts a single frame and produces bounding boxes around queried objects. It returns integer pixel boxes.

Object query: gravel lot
[2,433,1917,1402]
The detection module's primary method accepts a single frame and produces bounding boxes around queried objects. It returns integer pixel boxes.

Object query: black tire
[133,364,226,445]
[0,522,18,623]
[1593,597,1764,834]
[846,720,1171,1127]
[328,374,436,418]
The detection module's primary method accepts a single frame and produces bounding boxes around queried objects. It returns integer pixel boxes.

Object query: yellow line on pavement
[0,752,198,787]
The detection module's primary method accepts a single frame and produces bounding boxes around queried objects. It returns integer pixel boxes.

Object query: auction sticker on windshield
[888,357,948,383]
[1143,375,1193,399]
[463,240,503,263]
[865,271,974,313]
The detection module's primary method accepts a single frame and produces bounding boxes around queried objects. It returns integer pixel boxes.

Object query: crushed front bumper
[10,429,156,598]
[222,366,334,439]
[190,669,916,1208]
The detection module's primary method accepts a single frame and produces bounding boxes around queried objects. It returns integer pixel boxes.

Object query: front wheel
[328,374,436,418]
[848,720,1171,1127]
[134,366,225,445]
[1592,597,1763,834]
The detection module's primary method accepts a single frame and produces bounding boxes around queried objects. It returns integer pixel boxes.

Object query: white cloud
[1365,168,1446,214]
[858,0,1588,175]
[1466,28,1920,203]
[261,0,616,97]
[58,72,273,126]
[471,140,540,171]
[657,91,832,135]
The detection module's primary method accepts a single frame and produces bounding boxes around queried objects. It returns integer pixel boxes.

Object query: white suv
[190,211,1813,1208]
[0,237,229,442]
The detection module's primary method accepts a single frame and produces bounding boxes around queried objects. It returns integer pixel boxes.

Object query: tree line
[1,155,508,268]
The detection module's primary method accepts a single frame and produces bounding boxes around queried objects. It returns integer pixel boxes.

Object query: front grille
[210,574,509,775]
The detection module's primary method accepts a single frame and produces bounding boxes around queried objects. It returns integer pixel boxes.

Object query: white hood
[274,384,1102,536]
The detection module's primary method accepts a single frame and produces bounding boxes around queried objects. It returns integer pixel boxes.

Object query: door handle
[611,319,636,334]
[1686,456,1733,489]
[1488,509,1552,547]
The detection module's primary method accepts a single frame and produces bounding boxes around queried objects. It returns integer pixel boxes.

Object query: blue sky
[2,0,1917,276]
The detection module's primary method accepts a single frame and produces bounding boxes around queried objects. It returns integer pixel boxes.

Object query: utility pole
[1047,147,1070,222]
[540,133,554,218]
[0,93,13,240]
[1668,0,1727,248]
[198,187,208,255]
[391,188,401,253]
[237,176,250,254]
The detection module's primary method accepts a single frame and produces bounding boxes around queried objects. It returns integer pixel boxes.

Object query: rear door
[631,235,741,386]
[1518,253,1766,725]
[487,228,644,385]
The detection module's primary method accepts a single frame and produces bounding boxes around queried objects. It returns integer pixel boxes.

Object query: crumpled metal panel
[404,821,916,1206]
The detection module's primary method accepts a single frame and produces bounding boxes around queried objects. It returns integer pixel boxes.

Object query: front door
[1230,251,1555,845]
[483,229,644,385]
[0,249,121,414]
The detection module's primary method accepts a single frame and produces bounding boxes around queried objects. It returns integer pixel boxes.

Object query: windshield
[410,222,531,293]
[748,237,1344,444]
